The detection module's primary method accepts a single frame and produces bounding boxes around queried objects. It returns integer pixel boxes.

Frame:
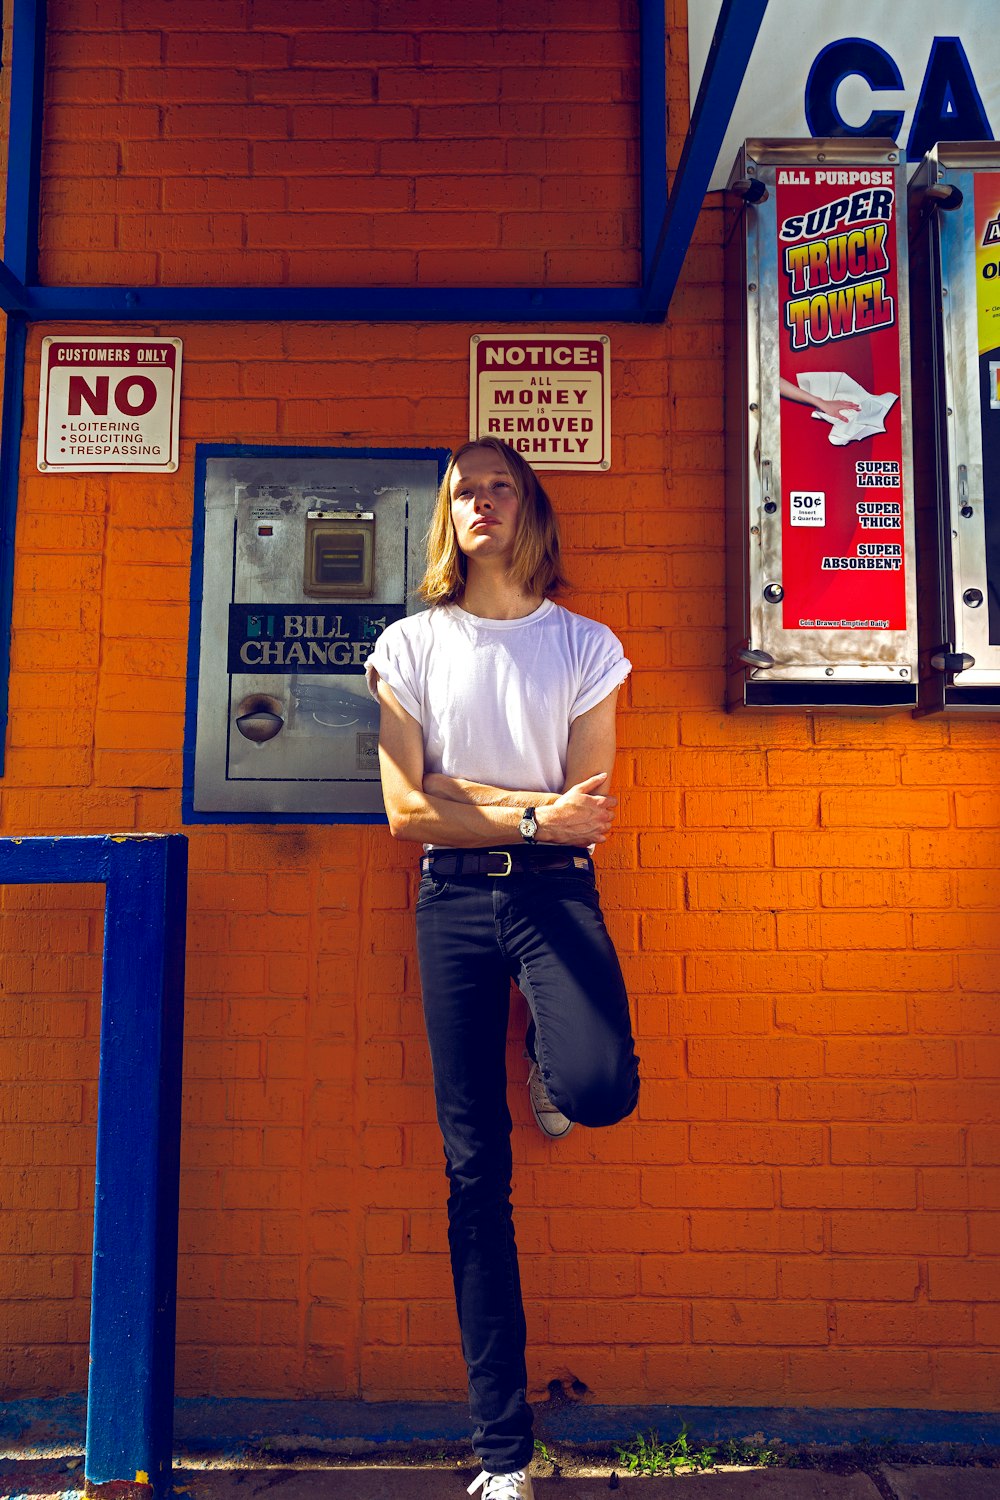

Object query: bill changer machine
[191,449,441,817]
[724,139,919,709]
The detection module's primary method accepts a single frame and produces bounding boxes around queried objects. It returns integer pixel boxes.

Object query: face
[448,447,521,562]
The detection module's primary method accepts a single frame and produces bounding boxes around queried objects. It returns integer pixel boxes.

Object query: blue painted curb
[3,1398,1000,1457]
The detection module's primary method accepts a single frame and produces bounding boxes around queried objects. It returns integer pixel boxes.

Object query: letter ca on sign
[804,35,994,160]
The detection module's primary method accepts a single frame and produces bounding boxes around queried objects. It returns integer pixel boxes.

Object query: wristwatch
[519,806,538,844]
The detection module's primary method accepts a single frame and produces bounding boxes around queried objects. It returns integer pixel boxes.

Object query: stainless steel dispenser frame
[909,143,1000,712]
[190,447,442,819]
[724,139,918,710]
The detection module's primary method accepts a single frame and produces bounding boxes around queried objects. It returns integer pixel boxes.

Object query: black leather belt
[420,847,593,879]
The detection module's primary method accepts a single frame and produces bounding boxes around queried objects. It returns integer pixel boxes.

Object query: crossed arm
[374,674,621,847]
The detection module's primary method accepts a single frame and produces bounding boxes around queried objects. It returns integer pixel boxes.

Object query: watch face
[519,816,536,839]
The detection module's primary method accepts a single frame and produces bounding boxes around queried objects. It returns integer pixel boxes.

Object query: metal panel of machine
[724,138,918,709]
[909,143,1000,712]
[191,448,441,817]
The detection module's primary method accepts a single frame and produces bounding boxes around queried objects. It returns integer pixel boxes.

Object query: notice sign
[38,336,182,473]
[775,168,908,632]
[469,333,610,471]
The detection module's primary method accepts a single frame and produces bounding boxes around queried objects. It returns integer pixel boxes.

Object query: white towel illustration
[796,371,898,446]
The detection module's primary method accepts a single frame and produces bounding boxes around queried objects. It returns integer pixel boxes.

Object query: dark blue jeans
[415,854,640,1473]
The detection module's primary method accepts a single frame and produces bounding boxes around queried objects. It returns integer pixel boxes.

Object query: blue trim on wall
[0,0,762,330]
[642,0,768,318]
[0,0,753,786]
[3,1396,1000,1455]
[5,0,47,286]
[639,0,668,285]
[0,836,188,1499]
[0,317,27,779]
[182,443,450,827]
[22,284,648,324]
[0,260,28,313]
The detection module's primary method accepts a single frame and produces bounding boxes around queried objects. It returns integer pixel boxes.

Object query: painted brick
[927,1259,1000,1302]
[689,1124,824,1165]
[4,0,998,1413]
[774,994,909,1036]
[787,1350,933,1399]
[781,1167,917,1210]
[693,1300,828,1346]
[688,1038,823,1079]
[821,953,954,992]
[825,1039,957,1078]
[821,869,953,909]
[830,1213,968,1255]
[778,1256,919,1302]
[640,1253,777,1299]
[829,1125,965,1166]
[932,1351,1000,1397]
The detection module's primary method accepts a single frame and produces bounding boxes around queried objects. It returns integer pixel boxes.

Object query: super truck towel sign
[975,172,1000,646]
[776,168,908,632]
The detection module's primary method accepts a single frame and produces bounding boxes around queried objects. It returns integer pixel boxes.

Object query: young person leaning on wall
[366,436,640,1500]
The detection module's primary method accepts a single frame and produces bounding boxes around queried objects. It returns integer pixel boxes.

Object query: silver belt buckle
[487,850,512,877]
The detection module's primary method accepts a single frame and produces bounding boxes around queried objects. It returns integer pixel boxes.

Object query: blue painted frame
[0,0,763,325]
[183,443,450,825]
[642,0,769,317]
[0,834,188,1498]
[0,0,767,780]
[0,0,48,776]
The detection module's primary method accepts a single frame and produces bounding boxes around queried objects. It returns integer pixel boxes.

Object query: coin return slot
[304,513,375,598]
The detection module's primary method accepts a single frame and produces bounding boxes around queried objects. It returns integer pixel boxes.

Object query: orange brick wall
[1,0,999,1411]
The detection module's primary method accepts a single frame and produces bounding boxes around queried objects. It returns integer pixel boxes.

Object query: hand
[814,396,860,422]
[536,773,617,845]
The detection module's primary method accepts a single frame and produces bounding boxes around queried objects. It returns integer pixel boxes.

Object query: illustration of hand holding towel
[780,373,898,446]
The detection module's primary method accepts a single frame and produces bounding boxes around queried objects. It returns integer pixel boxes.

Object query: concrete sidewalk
[175,1465,998,1499]
[3,1461,1000,1500]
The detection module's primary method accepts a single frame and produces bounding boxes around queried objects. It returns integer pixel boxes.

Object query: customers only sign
[469,333,611,471]
[38,336,182,473]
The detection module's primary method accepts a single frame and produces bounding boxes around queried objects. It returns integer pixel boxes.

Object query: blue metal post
[87,836,188,1499]
[0,317,27,777]
[0,835,188,1500]
[6,0,47,286]
[1,0,45,779]
[641,0,768,319]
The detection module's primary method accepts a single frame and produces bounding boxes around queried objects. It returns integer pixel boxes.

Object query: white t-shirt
[365,598,631,794]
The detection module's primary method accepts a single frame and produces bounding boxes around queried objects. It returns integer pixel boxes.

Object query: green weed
[615,1426,716,1477]
[615,1426,782,1477]
[533,1439,562,1476]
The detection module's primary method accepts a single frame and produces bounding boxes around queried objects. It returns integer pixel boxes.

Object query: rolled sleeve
[570,631,632,722]
[365,627,423,725]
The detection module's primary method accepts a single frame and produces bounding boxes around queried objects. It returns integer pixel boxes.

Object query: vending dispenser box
[909,143,1000,713]
[189,447,443,819]
[724,139,918,710]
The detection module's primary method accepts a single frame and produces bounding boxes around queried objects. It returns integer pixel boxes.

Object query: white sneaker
[527,1061,573,1139]
[468,1470,535,1500]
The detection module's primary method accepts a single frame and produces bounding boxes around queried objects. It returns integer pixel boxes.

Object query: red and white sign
[38,336,182,473]
[469,333,611,471]
[775,168,908,632]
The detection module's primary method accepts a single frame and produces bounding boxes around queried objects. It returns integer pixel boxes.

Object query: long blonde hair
[420,437,567,605]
